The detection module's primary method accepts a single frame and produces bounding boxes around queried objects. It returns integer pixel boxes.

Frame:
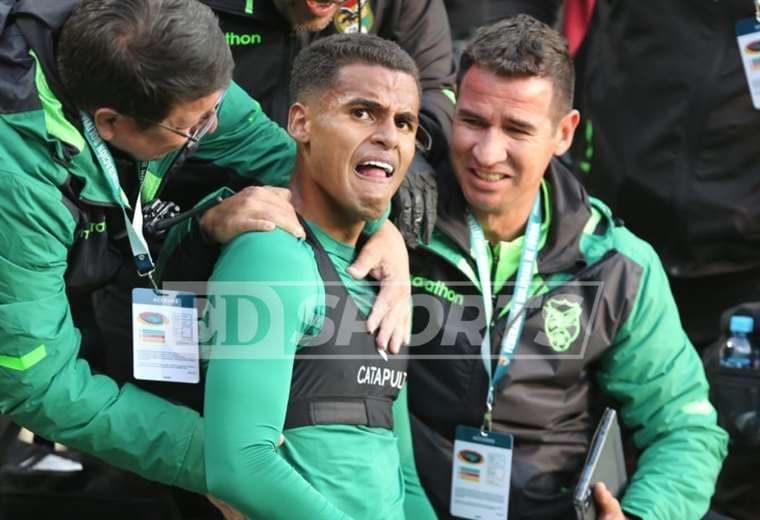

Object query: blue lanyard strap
[468,192,542,433]
[80,113,157,285]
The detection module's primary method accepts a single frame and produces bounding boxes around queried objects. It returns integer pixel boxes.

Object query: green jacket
[407,159,729,519]
[0,0,294,494]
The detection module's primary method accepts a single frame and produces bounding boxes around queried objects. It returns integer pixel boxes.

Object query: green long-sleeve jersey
[205,223,435,519]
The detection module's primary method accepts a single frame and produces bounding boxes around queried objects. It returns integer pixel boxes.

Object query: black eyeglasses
[136,90,227,143]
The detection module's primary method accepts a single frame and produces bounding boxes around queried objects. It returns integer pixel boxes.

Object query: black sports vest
[284,223,408,430]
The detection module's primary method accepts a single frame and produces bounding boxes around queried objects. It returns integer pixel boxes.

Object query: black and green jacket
[407,159,728,519]
[0,0,294,494]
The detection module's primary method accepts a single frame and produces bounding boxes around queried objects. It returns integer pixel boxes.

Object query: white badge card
[737,18,760,109]
[132,288,199,384]
[450,425,513,520]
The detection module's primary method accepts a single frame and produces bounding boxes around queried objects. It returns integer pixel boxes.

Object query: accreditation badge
[736,18,760,109]
[132,288,199,384]
[450,425,513,520]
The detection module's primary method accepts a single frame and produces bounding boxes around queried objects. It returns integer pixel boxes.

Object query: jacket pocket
[710,365,760,448]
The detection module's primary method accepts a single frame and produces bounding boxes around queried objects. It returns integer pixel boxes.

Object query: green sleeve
[393,385,436,519]
[154,82,295,275]
[596,237,728,520]
[0,174,205,493]
[205,229,352,519]
[187,81,295,187]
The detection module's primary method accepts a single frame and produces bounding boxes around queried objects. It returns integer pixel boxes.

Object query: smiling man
[405,15,728,520]
[203,34,435,519]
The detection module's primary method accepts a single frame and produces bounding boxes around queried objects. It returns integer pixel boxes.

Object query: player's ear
[288,102,311,144]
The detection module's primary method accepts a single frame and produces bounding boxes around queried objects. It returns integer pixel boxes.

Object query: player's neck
[291,168,365,246]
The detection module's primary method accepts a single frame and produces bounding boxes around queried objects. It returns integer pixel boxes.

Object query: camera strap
[80,112,157,288]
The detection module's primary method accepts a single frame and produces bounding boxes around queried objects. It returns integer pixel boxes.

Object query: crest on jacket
[333,0,374,33]
[542,297,582,352]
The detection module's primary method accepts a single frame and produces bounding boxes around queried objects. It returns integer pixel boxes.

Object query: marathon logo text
[412,276,464,305]
[225,32,262,46]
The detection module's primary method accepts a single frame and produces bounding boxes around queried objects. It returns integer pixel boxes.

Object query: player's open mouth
[355,159,396,180]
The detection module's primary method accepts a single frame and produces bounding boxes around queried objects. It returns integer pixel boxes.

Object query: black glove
[391,152,438,248]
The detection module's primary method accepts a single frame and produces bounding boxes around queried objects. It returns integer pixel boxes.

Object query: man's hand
[208,496,246,520]
[347,221,411,355]
[594,482,632,520]
[391,153,437,248]
[199,186,305,244]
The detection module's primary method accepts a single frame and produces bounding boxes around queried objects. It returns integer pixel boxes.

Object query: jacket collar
[435,157,590,274]
[6,0,128,206]
[12,0,78,28]
[12,0,79,118]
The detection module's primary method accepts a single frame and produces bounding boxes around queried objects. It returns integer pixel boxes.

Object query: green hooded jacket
[407,159,729,519]
[0,0,294,494]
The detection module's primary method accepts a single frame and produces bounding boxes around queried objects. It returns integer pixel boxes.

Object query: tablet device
[573,408,628,520]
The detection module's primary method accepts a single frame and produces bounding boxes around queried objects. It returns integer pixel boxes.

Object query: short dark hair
[57,0,233,127]
[458,14,574,117]
[289,33,421,103]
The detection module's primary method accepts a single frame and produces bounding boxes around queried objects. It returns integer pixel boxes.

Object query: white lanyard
[467,192,542,433]
[80,113,157,287]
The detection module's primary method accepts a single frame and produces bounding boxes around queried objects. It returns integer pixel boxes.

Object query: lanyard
[468,192,542,434]
[80,112,157,288]
[358,0,363,33]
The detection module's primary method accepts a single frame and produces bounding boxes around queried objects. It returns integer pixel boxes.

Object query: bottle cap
[730,315,754,334]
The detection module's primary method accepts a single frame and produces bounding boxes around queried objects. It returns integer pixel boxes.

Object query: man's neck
[472,192,538,244]
[291,167,365,246]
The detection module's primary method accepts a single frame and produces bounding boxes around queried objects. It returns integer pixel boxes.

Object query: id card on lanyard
[80,113,199,383]
[449,193,542,520]
[132,288,199,383]
[451,425,513,520]
[736,2,760,109]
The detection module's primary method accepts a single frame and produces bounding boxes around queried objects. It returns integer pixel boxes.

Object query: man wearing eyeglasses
[0,0,412,516]
[131,92,225,150]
